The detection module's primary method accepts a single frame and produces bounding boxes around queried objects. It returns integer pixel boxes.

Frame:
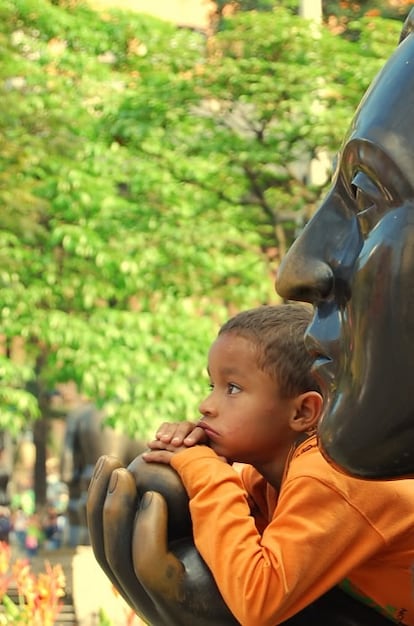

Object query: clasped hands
[86,421,238,626]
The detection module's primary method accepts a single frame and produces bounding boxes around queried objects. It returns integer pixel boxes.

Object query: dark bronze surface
[277,8,414,479]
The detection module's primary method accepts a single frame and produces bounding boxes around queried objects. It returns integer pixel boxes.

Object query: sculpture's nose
[276,250,334,305]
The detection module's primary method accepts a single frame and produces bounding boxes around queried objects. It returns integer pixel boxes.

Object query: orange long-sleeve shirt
[170,436,414,626]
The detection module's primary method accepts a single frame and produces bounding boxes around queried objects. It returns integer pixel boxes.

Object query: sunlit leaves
[0,0,401,439]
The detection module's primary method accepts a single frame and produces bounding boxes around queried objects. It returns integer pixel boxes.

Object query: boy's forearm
[170,448,379,626]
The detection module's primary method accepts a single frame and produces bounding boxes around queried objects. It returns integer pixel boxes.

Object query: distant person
[42,508,61,550]
[11,507,27,552]
[0,507,11,545]
[25,513,43,558]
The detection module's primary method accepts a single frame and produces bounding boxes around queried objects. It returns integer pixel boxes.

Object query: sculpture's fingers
[87,456,161,623]
[127,456,239,625]
[133,490,240,626]
[133,491,186,603]
[101,468,162,624]
[86,455,124,576]
[127,455,191,541]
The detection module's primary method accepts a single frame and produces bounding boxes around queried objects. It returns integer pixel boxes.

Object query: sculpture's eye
[351,171,384,237]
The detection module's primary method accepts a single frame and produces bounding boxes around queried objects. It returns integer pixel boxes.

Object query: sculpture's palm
[86,454,239,626]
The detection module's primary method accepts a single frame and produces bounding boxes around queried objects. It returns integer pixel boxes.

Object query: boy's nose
[198,394,217,417]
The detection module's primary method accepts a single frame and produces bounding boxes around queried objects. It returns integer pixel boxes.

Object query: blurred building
[92,0,215,30]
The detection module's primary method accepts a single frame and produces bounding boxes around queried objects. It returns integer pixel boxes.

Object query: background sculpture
[61,401,145,545]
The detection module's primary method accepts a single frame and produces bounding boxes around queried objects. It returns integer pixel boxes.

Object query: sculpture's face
[276,21,414,479]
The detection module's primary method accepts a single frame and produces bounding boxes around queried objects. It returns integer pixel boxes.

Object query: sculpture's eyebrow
[351,171,382,198]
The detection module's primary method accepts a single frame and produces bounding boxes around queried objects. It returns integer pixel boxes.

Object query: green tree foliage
[0,0,271,445]
[0,0,402,452]
[107,6,401,256]
[323,0,411,23]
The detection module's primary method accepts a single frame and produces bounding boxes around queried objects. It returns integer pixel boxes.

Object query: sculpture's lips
[303,329,334,389]
[305,334,334,378]
[310,355,336,396]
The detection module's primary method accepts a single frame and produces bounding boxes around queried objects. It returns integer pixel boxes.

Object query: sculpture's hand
[87,454,238,626]
[127,455,239,625]
[86,455,162,625]
[131,489,238,625]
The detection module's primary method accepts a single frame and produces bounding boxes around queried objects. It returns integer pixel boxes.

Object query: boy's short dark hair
[218,303,320,398]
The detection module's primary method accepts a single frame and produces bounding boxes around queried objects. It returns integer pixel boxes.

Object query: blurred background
[0,0,411,538]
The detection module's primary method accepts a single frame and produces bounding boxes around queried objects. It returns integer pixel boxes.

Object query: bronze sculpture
[61,402,145,545]
[277,6,414,480]
[87,8,414,624]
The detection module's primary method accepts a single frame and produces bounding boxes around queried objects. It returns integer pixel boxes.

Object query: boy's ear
[290,391,323,432]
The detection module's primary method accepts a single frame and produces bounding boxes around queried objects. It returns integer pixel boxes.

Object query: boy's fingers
[142,450,175,464]
[170,421,198,444]
[147,438,168,450]
[155,422,177,442]
[183,425,208,444]
[154,421,198,445]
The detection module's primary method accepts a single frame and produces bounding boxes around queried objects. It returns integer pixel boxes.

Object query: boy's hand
[144,440,229,466]
[143,447,183,464]
[144,420,208,463]
[145,420,230,465]
[152,420,208,448]
[144,437,203,464]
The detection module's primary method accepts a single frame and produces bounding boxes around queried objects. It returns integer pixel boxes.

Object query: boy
[143,303,414,626]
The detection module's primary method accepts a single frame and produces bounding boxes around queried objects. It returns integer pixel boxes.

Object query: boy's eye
[228,383,241,395]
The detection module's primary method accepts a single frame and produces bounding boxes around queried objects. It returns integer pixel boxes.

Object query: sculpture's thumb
[133,490,186,603]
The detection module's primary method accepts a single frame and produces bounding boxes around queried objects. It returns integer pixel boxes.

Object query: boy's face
[198,333,298,471]
[276,28,414,479]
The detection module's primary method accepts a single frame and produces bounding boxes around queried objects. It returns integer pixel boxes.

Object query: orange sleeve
[171,445,385,626]
[239,464,275,534]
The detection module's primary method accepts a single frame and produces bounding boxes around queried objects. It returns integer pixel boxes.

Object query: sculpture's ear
[399,7,414,44]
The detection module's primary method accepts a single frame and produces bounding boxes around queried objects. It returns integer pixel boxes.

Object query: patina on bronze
[277,7,414,480]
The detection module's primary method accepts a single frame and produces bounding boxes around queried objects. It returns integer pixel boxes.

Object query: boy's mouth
[198,421,220,437]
